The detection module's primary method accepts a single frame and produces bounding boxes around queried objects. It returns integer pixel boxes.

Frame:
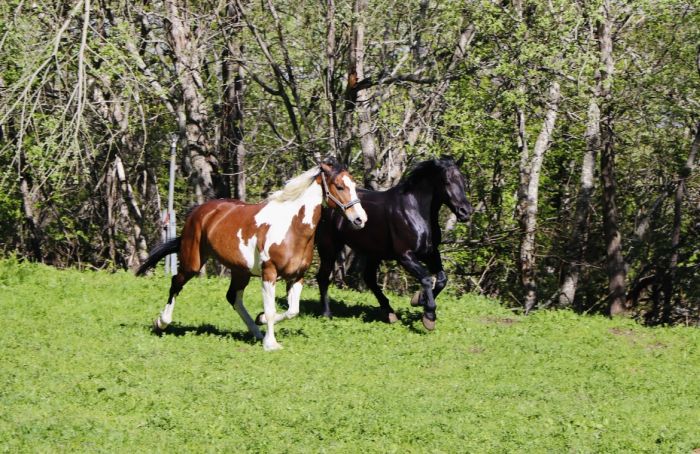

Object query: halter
[320,171,361,212]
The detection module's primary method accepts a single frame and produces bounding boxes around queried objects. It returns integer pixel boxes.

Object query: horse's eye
[336,186,345,191]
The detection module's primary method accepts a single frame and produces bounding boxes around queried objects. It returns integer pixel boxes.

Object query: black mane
[399,156,456,189]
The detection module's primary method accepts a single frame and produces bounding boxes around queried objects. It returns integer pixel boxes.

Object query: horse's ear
[456,155,465,167]
[320,154,346,172]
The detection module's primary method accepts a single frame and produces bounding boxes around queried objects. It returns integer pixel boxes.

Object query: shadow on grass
[147,293,428,340]
[153,323,257,343]
[298,297,384,322]
[298,297,428,333]
[151,322,309,344]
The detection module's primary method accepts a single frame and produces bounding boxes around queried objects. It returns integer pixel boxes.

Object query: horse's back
[181,198,263,271]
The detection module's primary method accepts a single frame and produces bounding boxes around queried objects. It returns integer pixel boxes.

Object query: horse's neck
[257,182,323,232]
[403,177,441,222]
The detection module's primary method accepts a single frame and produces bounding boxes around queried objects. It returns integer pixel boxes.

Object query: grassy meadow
[0,259,698,452]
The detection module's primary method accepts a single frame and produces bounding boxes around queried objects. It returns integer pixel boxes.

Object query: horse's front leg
[411,252,448,307]
[258,266,282,351]
[399,251,438,330]
[257,278,302,324]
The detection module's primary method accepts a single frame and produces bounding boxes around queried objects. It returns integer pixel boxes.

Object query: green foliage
[0,261,698,451]
[1,0,698,319]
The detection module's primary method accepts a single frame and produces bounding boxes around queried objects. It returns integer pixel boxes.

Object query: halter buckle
[321,172,360,212]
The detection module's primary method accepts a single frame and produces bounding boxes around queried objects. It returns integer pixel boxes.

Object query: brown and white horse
[136,159,367,350]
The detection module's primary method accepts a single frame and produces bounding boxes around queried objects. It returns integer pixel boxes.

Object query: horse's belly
[271,238,315,280]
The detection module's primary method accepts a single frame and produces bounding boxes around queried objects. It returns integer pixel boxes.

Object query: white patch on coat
[237,229,261,276]
[255,180,322,258]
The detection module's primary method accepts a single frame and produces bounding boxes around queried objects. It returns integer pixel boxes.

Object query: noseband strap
[320,171,361,212]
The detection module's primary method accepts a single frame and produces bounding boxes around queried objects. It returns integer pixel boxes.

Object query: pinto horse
[137,158,367,350]
[315,156,473,330]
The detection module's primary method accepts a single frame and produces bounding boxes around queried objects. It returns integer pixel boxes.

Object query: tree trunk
[559,97,600,308]
[19,171,42,262]
[519,81,561,313]
[338,0,366,163]
[515,104,529,224]
[352,0,379,189]
[114,155,149,269]
[324,0,339,157]
[220,3,246,200]
[6,110,42,261]
[105,163,118,265]
[601,136,627,315]
[165,0,217,204]
[597,3,627,316]
[662,122,700,321]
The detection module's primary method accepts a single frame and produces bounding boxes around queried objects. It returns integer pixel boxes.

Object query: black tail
[135,237,181,276]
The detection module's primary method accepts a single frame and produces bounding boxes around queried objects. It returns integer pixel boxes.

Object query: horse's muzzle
[347,206,367,230]
[456,205,473,222]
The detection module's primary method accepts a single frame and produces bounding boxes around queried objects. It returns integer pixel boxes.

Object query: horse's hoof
[422,315,436,331]
[322,311,333,319]
[387,312,399,324]
[263,340,283,351]
[152,319,165,336]
[410,290,423,307]
[255,312,265,325]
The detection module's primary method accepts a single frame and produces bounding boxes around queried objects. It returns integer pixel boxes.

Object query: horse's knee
[419,276,434,289]
[434,271,448,292]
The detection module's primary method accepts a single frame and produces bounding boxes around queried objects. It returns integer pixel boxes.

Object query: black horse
[315,156,473,330]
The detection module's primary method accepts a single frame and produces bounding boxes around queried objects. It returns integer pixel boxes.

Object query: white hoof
[154,316,169,331]
[263,339,283,351]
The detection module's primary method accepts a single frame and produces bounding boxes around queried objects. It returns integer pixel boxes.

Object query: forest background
[0,0,698,324]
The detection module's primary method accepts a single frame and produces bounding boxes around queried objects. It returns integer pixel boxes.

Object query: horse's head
[436,156,473,222]
[319,158,368,229]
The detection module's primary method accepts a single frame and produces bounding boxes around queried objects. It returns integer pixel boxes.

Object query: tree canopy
[1,0,698,324]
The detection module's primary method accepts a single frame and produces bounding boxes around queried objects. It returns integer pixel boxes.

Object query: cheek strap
[321,172,361,212]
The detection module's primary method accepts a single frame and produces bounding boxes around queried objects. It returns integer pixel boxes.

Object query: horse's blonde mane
[266,166,321,203]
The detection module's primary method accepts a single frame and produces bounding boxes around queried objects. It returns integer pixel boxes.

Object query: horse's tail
[135,237,181,276]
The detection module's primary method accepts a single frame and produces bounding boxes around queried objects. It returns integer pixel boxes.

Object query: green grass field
[0,259,698,452]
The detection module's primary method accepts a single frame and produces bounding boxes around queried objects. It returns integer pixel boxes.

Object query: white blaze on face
[254,181,322,262]
[342,175,367,224]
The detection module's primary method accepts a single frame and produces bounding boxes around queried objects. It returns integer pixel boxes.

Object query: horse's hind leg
[285,278,302,320]
[364,258,398,324]
[154,234,204,333]
[154,270,197,333]
[316,254,335,318]
[315,224,341,318]
[226,273,263,340]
